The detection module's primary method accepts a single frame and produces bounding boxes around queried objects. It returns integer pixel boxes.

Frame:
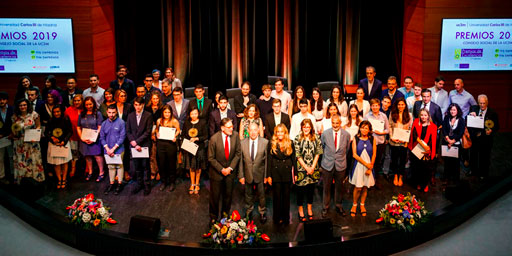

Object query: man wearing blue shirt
[100,105,126,195]
[398,76,414,99]
[448,78,477,117]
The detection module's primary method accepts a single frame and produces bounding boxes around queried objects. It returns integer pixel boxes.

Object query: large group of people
[0,65,500,225]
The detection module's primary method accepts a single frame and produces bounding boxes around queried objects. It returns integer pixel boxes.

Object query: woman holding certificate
[408,109,437,193]
[153,105,180,192]
[11,99,45,184]
[441,103,465,185]
[183,107,208,194]
[388,98,412,187]
[45,105,73,189]
[77,96,104,182]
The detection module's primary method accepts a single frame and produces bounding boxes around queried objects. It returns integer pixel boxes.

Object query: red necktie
[225,135,229,160]
[334,132,338,150]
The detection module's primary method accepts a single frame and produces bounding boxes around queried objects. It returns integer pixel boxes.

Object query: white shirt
[83,86,105,106]
[220,109,228,120]
[421,101,430,110]
[249,137,259,159]
[175,101,182,118]
[273,113,281,125]
[368,80,374,95]
[479,108,487,118]
[406,96,421,113]
[136,111,142,126]
[271,90,292,113]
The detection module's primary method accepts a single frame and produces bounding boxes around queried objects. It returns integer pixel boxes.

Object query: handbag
[462,127,472,149]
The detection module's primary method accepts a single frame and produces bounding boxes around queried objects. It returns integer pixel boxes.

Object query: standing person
[183,107,208,195]
[413,89,443,127]
[468,95,499,180]
[349,121,376,217]
[234,81,258,125]
[45,105,73,189]
[64,94,83,178]
[255,84,274,124]
[167,86,190,130]
[83,74,105,107]
[188,84,213,124]
[344,104,362,141]
[448,78,477,118]
[309,87,325,134]
[294,119,323,221]
[126,97,153,196]
[388,98,412,187]
[110,65,136,102]
[161,77,173,104]
[0,92,14,184]
[42,75,62,102]
[208,118,241,220]
[77,96,105,182]
[27,88,44,115]
[239,123,269,223]
[239,104,264,140]
[381,76,405,106]
[209,95,238,136]
[409,109,437,192]
[364,99,390,188]
[61,76,83,108]
[39,89,62,175]
[115,89,131,122]
[398,76,415,99]
[267,124,295,225]
[100,105,126,195]
[359,66,382,101]
[153,105,180,192]
[429,76,449,115]
[152,69,162,90]
[146,91,163,181]
[289,99,316,140]
[321,115,350,218]
[381,96,392,118]
[349,88,370,117]
[213,91,232,110]
[325,85,348,117]
[15,76,40,102]
[11,99,45,184]
[321,102,342,134]
[164,67,182,90]
[270,79,292,113]
[142,74,162,96]
[406,83,422,113]
[288,86,311,118]
[99,88,116,120]
[263,99,290,140]
[442,103,465,185]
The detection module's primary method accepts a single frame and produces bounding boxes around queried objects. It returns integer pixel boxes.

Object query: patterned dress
[349,137,375,188]
[294,133,323,186]
[240,117,262,139]
[12,112,45,183]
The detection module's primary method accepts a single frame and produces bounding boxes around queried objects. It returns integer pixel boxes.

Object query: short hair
[172,87,183,94]
[221,117,233,127]
[195,84,204,90]
[27,87,39,95]
[382,95,391,102]
[261,84,272,91]
[370,98,381,105]
[136,84,146,89]
[404,76,413,82]
[145,74,153,79]
[133,97,145,105]
[477,94,488,103]
[455,78,464,84]
[274,78,283,85]
[299,98,308,105]
[107,104,118,111]
[116,65,128,72]
[331,114,341,121]
[435,76,445,83]
[66,76,77,83]
[241,81,251,89]
[162,78,172,86]
[272,98,281,105]
[152,69,160,74]
[0,91,9,100]
[89,74,99,80]
[366,66,376,73]
[387,76,397,82]
[413,83,422,88]
[218,95,228,102]
[421,89,431,95]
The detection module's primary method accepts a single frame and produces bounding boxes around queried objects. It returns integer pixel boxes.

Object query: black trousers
[374,143,387,173]
[272,182,290,223]
[390,145,408,176]
[443,145,461,183]
[322,167,345,211]
[470,135,493,178]
[296,183,315,206]
[157,140,177,185]
[209,175,235,220]
[412,157,434,189]
[131,157,150,189]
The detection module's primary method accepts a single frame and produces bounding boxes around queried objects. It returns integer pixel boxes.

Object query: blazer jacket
[209,108,238,136]
[126,110,153,148]
[429,86,450,115]
[188,97,213,122]
[0,106,14,137]
[238,137,268,184]
[468,106,499,139]
[320,128,351,172]
[359,78,383,101]
[208,131,241,181]
[263,112,291,140]
[168,98,190,130]
[234,94,258,114]
[413,100,443,127]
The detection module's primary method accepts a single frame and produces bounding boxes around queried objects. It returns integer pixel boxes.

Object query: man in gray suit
[208,118,241,220]
[167,86,189,130]
[239,123,269,223]
[320,114,351,217]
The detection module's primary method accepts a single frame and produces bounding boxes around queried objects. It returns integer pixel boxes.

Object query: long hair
[419,108,432,125]
[299,118,316,141]
[243,104,260,119]
[445,103,462,119]
[329,85,344,104]
[146,90,163,109]
[347,104,362,127]
[80,96,98,118]
[271,123,293,156]
[291,86,306,114]
[390,97,410,124]
[356,120,373,140]
[157,105,174,128]
[310,87,323,112]
[14,98,33,116]
[325,102,341,119]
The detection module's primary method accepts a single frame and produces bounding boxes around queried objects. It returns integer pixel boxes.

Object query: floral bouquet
[202,210,270,248]
[376,192,430,232]
[66,193,117,229]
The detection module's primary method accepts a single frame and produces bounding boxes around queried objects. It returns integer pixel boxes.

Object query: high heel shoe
[62,180,67,189]
[298,212,307,222]
[85,173,92,181]
[393,175,398,186]
[189,184,195,195]
[350,204,357,217]
[194,184,200,194]
[398,175,403,187]
[424,185,429,193]
[57,181,62,189]
[360,203,367,217]
[307,212,314,221]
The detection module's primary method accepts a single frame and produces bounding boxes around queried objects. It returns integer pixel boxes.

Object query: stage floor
[35,133,512,244]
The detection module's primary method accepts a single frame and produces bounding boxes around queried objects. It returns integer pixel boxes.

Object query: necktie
[199,100,203,112]
[224,135,229,160]
[422,103,426,109]
[334,132,338,151]
[251,141,255,161]
[479,110,483,117]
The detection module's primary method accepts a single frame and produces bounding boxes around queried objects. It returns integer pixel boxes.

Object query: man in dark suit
[468,94,499,180]
[209,95,238,136]
[239,123,269,223]
[27,87,44,114]
[381,76,405,106]
[413,89,443,127]
[126,97,153,196]
[167,86,190,130]
[188,84,213,124]
[0,92,14,184]
[208,118,241,220]
[234,81,258,124]
[359,66,382,101]
[320,115,351,217]
[61,76,83,108]
[263,99,290,139]
[110,65,136,102]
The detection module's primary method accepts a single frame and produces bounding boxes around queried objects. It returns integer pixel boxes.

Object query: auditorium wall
[0,0,116,104]
[402,0,512,131]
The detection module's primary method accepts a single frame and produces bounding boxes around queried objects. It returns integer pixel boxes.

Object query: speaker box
[129,215,161,240]
[304,218,333,243]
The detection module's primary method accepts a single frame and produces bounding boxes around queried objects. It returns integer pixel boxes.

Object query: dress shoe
[321,209,328,218]
[336,207,347,217]
[131,185,143,195]
[114,183,123,195]
[168,183,176,192]
[260,214,267,224]
[104,184,115,195]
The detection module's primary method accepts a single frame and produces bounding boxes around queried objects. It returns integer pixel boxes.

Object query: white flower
[397,220,402,224]
[82,212,91,223]
[244,235,248,240]
[230,223,239,230]
[98,207,107,217]
[238,220,246,228]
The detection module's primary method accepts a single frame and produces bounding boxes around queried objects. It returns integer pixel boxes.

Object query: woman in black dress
[183,107,208,195]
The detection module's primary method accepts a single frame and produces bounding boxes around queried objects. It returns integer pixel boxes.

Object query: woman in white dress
[349,87,371,118]
[344,104,362,142]
[309,87,325,134]
[324,85,348,117]
[349,120,376,217]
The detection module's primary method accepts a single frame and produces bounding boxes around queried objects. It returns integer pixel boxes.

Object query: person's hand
[172,137,176,142]
[424,146,430,152]
[135,145,142,152]
[365,169,372,176]
[469,112,476,117]
[130,140,137,147]
[237,113,244,118]
[306,166,314,175]
[366,163,374,170]
[108,151,115,157]
[152,134,156,142]
[31,140,35,143]
[191,137,198,142]
[85,139,93,144]
[264,177,268,184]
[221,168,231,176]
[423,149,431,155]
[239,178,245,185]
[267,177,272,186]
[392,139,400,143]
[51,137,59,144]
[486,129,492,135]
[259,95,265,100]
